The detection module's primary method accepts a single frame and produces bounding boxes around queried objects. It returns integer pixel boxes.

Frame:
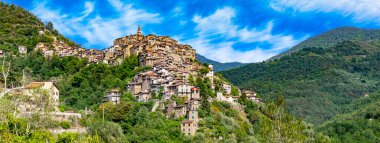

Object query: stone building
[244,91,260,103]
[222,84,232,95]
[190,87,200,99]
[181,120,197,135]
[103,89,121,104]
[176,83,192,98]
[174,105,187,118]
[21,81,60,112]
[181,109,199,135]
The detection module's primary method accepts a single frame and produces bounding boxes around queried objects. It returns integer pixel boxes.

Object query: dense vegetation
[3,52,148,110]
[270,27,380,60]
[318,90,380,142]
[221,40,380,124]
[196,54,247,72]
[0,2,77,54]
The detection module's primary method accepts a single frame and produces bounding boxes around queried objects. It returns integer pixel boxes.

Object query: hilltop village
[107,27,261,135]
[7,26,260,135]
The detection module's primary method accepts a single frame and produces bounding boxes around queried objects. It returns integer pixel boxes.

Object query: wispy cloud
[32,0,161,48]
[270,0,380,24]
[183,7,306,63]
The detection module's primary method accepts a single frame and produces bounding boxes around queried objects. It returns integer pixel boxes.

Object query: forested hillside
[270,27,380,60]
[318,90,380,142]
[196,54,247,71]
[221,40,380,124]
[0,2,77,53]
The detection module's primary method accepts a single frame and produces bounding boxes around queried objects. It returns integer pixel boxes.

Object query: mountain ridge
[196,54,248,71]
[269,26,380,60]
[221,39,380,124]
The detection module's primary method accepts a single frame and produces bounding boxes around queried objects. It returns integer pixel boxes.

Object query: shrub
[60,121,71,129]
[57,132,78,143]
[79,118,88,127]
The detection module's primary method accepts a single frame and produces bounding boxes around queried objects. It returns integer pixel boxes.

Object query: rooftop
[181,120,194,124]
[24,82,45,89]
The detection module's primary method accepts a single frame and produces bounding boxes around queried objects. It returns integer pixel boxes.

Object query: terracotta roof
[24,82,44,89]
[181,120,194,124]
[191,87,199,90]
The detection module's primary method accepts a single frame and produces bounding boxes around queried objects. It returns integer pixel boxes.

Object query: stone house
[176,83,192,98]
[216,92,225,101]
[244,91,260,103]
[181,110,199,135]
[174,105,187,118]
[22,81,60,112]
[185,99,201,111]
[165,101,177,116]
[181,120,197,136]
[190,87,200,99]
[222,84,232,95]
[103,89,121,104]
[127,81,142,96]
[187,110,198,122]
[216,92,239,104]
[137,90,151,102]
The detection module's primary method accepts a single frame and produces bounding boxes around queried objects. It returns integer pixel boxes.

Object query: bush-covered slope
[221,40,380,124]
[196,54,247,72]
[318,90,380,143]
[0,2,77,53]
[270,27,380,60]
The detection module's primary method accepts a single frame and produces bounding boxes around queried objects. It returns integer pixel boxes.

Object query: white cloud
[270,0,380,24]
[172,6,184,17]
[193,7,238,38]
[107,0,124,11]
[183,7,306,63]
[32,0,161,48]
[183,38,279,63]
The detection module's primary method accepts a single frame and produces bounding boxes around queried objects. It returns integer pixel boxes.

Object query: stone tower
[188,110,198,122]
[137,25,142,35]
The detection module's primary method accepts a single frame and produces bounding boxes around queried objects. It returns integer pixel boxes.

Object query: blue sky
[4,0,380,63]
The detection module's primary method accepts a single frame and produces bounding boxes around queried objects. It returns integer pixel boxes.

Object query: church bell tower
[137,25,142,35]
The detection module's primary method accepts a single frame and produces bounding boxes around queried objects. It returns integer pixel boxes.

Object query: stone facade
[103,89,121,104]
[21,81,60,112]
[113,26,196,68]
[181,109,199,136]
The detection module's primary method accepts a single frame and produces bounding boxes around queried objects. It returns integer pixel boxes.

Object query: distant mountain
[196,54,247,72]
[270,26,380,60]
[221,40,380,124]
